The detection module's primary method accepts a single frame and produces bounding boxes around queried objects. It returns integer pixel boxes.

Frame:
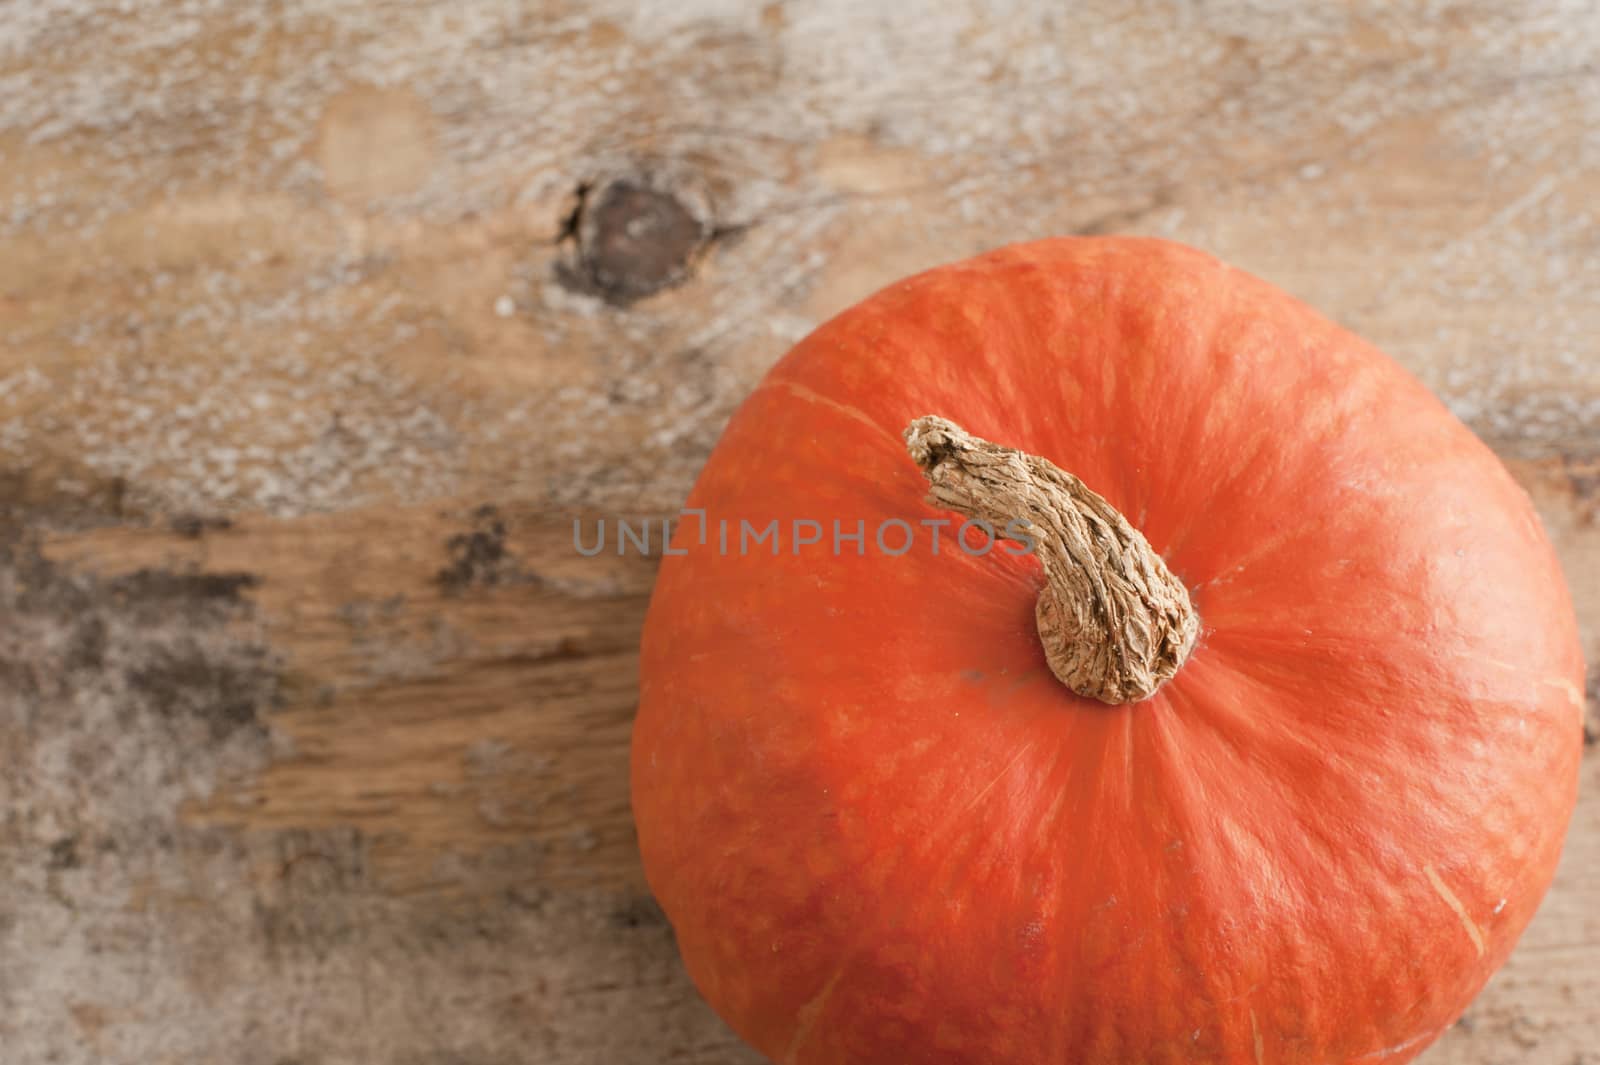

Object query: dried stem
[905,416,1199,704]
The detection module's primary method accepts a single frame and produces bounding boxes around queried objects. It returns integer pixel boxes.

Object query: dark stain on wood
[609,895,669,931]
[1562,452,1600,523]
[0,542,276,742]
[46,835,81,871]
[1584,666,1599,748]
[107,568,259,604]
[437,504,516,592]
[127,648,276,740]
[170,513,235,539]
[65,614,108,670]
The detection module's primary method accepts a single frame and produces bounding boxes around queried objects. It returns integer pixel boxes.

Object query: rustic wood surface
[1,2,1598,1063]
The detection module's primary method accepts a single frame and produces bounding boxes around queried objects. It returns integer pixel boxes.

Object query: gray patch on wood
[0,541,290,1058]
[0,542,278,839]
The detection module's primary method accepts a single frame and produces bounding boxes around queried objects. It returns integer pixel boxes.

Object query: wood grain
[1,1,1597,1062]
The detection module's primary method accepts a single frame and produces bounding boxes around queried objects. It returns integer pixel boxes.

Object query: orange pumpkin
[630,237,1584,1064]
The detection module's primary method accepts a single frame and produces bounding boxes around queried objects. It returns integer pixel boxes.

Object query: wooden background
[1,1,1597,1062]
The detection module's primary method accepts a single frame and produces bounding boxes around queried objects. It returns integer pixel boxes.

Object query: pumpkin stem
[904,416,1199,704]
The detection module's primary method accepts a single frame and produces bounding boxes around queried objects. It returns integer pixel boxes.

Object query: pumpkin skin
[630,237,1584,1065]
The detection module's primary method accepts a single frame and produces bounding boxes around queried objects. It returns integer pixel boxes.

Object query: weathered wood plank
[44,502,662,892]
[2,1,1598,1062]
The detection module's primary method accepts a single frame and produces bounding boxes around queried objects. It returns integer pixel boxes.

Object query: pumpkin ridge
[755,377,900,447]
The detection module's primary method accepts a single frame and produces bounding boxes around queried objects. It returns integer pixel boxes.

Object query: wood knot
[561,174,712,305]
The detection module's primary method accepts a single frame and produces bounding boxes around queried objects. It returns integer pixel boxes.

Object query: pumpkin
[630,237,1584,1064]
